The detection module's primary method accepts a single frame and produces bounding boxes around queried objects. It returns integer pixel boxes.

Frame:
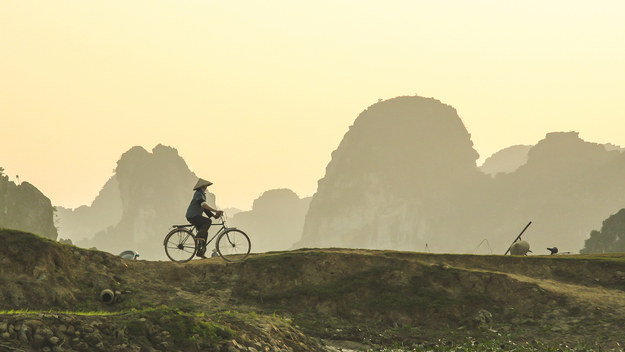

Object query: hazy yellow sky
[1,1,624,210]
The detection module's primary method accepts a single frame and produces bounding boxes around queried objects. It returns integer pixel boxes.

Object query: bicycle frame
[203,220,228,245]
[179,218,236,245]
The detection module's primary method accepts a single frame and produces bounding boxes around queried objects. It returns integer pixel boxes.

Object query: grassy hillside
[2,229,625,351]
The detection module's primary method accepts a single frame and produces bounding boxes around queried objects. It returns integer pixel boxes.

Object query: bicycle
[163,215,251,263]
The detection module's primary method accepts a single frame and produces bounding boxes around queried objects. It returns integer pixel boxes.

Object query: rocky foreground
[2,229,625,351]
[0,310,322,352]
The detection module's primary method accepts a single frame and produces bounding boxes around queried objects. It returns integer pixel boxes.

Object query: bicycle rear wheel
[164,229,197,263]
[216,229,251,262]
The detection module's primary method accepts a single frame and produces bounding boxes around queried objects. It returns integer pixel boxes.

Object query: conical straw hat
[193,178,213,190]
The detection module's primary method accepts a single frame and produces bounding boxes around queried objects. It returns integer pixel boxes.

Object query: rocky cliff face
[0,171,57,240]
[230,189,310,253]
[297,96,490,252]
[74,145,210,259]
[298,97,625,254]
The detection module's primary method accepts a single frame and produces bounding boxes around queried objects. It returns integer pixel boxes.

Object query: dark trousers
[187,216,212,241]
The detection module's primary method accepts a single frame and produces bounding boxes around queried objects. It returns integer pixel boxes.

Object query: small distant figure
[211,249,219,258]
[509,240,531,256]
[547,247,559,255]
[119,250,140,260]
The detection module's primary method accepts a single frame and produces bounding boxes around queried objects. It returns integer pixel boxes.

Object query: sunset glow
[2,1,624,209]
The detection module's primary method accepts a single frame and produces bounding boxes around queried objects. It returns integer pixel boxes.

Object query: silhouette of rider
[186,178,223,258]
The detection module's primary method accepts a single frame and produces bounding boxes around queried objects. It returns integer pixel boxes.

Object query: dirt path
[505,272,625,314]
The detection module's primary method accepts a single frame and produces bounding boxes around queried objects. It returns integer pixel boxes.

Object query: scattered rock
[49,336,60,345]
[18,324,31,343]
[85,332,103,345]
[73,341,89,351]
[39,326,54,339]
[472,309,493,327]
[32,333,46,347]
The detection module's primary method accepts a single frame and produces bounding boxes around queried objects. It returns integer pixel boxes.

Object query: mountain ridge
[300,97,625,254]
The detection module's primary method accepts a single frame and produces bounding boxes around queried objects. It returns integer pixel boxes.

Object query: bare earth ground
[2,229,625,351]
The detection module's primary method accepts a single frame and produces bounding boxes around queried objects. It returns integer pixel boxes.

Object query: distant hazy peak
[604,143,625,152]
[252,188,304,211]
[299,95,486,250]
[480,145,532,176]
[151,144,188,163]
[321,95,480,181]
[152,144,180,154]
[117,144,184,161]
[481,132,623,177]
[523,131,617,171]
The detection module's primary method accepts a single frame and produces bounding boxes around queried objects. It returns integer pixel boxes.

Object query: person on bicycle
[186,178,223,258]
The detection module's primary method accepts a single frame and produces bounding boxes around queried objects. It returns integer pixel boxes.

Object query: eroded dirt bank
[2,229,625,351]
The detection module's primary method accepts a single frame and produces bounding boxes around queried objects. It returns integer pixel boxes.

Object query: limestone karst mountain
[297,96,491,252]
[55,176,122,242]
[492,132,625,252]
[479,145,532,176]
[229,189,310,253]
[56,148,311,257]
[297,96,625,254]
[70,144,212,260]
[0,170,57,240]
[38,97,625,258]
[481,141,623,177]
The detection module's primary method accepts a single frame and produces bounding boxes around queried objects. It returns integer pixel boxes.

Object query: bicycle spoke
[164,229,197,263]
[166,245,195,252]
[216,229,250,262]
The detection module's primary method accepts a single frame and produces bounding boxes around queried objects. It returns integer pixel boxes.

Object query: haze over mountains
[229,189,311,253]
[54,145,310,260]
[4,95,625,258]
[297,96,487,252]
[57,145,205,259]
[298,96,625,255]
[55,176,122,243]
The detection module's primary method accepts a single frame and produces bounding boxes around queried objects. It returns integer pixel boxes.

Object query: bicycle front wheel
[216,229,251,262]
[164,229,197,263]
